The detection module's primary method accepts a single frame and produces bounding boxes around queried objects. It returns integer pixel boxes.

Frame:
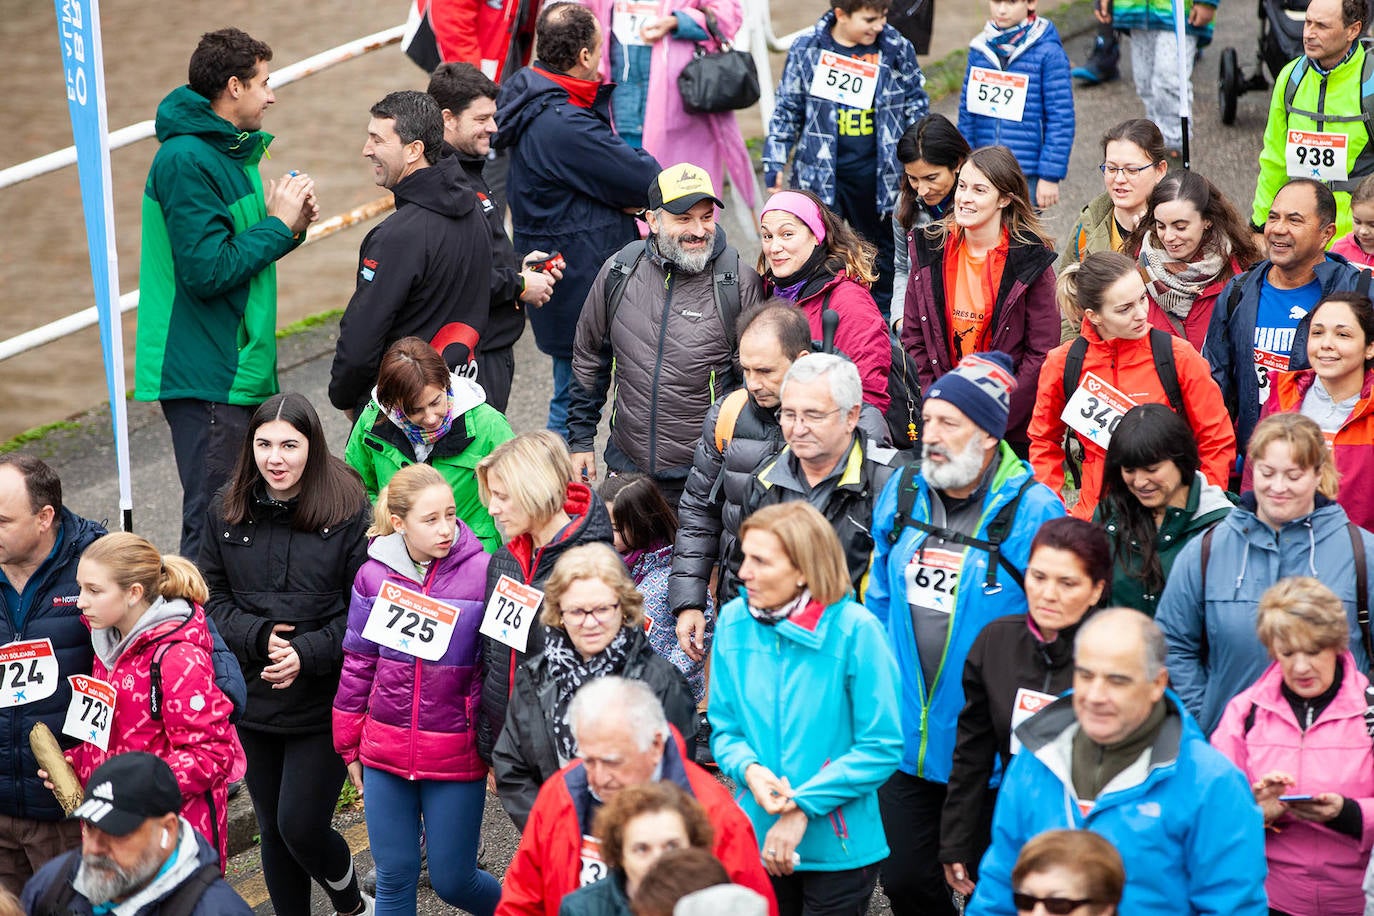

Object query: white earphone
[160,828,169,849]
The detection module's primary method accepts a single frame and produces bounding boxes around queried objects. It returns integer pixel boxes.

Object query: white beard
[921,435,988,492]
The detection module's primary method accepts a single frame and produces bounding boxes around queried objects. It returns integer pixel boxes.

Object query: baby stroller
[1218,0,1374,124]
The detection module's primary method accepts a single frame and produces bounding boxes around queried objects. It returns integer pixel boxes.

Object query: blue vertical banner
[53,0,134,531]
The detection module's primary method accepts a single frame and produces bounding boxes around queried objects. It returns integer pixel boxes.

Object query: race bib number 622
[0,639,58,709]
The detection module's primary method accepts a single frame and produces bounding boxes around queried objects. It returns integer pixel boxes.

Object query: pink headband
[761,191,827,244]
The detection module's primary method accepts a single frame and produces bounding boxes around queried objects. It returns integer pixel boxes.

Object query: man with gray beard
[865,352,1066,916]
[22,753,251,914]
[568,164,765,507]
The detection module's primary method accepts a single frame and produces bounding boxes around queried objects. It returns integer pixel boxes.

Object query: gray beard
[75,847,164,905]
[921,435,987,492]
[655,231,714,274]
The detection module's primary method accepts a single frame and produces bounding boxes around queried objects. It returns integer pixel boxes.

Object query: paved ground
[11,1,1275,912]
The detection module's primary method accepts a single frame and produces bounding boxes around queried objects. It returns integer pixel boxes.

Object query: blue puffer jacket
[1156,493,1374,735]
[494,64,661,360]
[957,18,1074,182]
[865,443,1065,783]
[763,12,928,215]
[709,593,902,871]
[1201,254,1363,455]
[0,508,104,822]
[966,691,1267,916]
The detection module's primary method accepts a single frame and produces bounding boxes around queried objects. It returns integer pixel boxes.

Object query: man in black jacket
[427,63,565,413]
[328,90,495,417]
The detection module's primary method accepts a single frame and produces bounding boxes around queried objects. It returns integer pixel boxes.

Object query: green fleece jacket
[134,86,302,405]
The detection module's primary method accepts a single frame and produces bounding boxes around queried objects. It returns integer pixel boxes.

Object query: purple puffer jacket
[333,527,490,781]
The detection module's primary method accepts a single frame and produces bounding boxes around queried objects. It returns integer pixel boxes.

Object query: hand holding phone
[1278,794,1315,803]
[526,252,564,273]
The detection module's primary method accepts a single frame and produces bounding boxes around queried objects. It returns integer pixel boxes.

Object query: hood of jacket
[367,525,487,582]
[391,153,478,220]
[505,482,615,575]
[494,64,616,151]
[153,85,271,163]
[1226,493,1352,579]
[90,596,193,671]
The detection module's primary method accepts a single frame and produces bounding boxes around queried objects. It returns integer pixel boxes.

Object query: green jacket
[134,86,302,405]
[344,378,514,553]
[1095,471,1233,617]
[1057,192,1118,341]
[1252,43,1372,241]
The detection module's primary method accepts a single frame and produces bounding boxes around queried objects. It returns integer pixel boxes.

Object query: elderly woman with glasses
[492,544,696,831]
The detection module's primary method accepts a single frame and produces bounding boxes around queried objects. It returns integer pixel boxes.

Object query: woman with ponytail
[69,533,242,867]
[335,464,499,916]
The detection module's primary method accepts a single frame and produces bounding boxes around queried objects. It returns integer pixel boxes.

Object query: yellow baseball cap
[648,163,725,214]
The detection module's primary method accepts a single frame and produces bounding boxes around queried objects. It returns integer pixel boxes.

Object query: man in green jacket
[134,28,318,561]
[1251,0,1370,242]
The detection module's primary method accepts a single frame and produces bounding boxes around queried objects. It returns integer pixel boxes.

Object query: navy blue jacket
[0,508,104,822]
[957,18,1075,182]
[494,63,661,360]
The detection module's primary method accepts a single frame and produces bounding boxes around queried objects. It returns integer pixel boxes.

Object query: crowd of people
[14,0,1374,913]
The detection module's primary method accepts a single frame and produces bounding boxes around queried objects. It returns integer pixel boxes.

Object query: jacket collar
[1247,650,1369,721]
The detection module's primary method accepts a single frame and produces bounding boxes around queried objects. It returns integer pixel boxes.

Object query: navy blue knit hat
[925,352,1017,439]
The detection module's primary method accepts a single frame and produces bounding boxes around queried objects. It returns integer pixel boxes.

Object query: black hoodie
[329,154,494,413]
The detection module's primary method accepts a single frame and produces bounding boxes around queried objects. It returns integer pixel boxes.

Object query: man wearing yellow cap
[568,163,765,507]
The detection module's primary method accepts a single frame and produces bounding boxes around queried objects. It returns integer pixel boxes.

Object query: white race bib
[0,639,59,708]
[479,575,542,653]
[361,582,459,661]
[579,835,608,887]
[611,0,658,47]
[904,547,964,613]
[964,67,1028,122]
[1285,129,1349,182]
[62,674,115,751]
[1008,687,1057,756]
[1062,372,1139,449]
[1254,348,1289,408]
[808,50,879,109]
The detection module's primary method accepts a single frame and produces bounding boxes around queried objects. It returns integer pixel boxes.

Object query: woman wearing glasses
[492,543,695,830]
[1011,830,1124,916]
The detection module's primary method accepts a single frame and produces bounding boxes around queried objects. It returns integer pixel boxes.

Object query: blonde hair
[1256,577,1350,655]
[738,503,849,606]
[476,431,574,526]
[540,543,645,630]
[1247,413,1340,499]
[80,532,208,606]
[369,464,451,536]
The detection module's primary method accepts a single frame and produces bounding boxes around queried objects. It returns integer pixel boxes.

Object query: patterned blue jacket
[763,12,927,215]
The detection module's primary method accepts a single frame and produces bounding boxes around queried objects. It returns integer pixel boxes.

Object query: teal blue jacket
[708,593,902,871]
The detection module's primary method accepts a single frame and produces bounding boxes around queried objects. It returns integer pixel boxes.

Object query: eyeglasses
[1098,162,1160,179]
[562,602,620,625]
[779,407,842,427]
[1012,892,1099,915]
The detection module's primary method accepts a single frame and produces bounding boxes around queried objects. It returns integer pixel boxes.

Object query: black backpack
[819,292,924,450]
[33,849,220,916]
[1062,327,1186,420]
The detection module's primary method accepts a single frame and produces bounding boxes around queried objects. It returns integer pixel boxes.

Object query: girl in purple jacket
[334,464,499,916]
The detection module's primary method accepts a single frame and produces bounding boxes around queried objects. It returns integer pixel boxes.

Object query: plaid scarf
[545,626,633,763]
[983,18,1035,63]
[1138,235,1229,320]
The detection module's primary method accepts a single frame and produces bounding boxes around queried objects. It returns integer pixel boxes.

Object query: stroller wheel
[1219,47,1240,125]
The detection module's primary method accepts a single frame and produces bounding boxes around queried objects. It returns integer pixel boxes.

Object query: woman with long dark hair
[1095,404,1233,617]
[202,392,371,915]
[892,115,971,322]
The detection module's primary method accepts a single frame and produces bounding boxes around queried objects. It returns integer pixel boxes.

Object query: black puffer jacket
[492,625,696,829]
[478,482,614,762]
[201,489,370,734]
[0,509,104,822]
[939,612,1084,865]
[670,392,889,613]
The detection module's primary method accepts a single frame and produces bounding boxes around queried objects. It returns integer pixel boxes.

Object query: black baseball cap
[71,752,181,836]
[647,163,725,214]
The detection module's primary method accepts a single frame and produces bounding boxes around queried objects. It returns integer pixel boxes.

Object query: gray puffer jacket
[567,231,765,481]
[671,403,893,614]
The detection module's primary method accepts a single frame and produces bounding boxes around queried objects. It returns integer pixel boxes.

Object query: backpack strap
[1224,269,1253,327]
[892,475,1035,593]
[712,246,743,350]
[1148,328,1187,419]
[713,389,750,453]
[1061,335,1089,402]
[821,289,838,353]
[32,850,82,916]
[1243,702,1258,736]
[158,861,221,916]
[601,240,647,338]
[1359,266,1373,299]
[1199,525,1215,666]
[1348,522,1372,665]
[149,639,181,722]
[885,465,920,547]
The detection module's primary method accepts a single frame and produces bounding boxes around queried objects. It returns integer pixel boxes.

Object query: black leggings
[238,729,362,916]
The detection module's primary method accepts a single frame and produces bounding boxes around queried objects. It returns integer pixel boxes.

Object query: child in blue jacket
[763,0,928,316]
[957,0,1074,210]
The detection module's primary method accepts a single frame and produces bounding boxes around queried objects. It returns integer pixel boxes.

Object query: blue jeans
[363,768,499,916]
[548,356,573,438]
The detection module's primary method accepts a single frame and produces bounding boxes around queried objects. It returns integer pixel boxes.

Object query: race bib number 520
[0,639,58,708]
[808,50,879,109]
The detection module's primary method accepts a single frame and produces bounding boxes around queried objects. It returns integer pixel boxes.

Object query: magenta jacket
[768,272,892,412]
[901,229,1059,445]
[334,528,490,782]
[1211,653,1374,916]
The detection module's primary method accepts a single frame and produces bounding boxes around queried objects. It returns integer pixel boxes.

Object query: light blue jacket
[865,443,1065,782]
[967,691,1267,916]
[708,593,902,871]
[1156,494,1374,734]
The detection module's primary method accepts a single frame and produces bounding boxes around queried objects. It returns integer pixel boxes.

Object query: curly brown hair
[592,782,714,870]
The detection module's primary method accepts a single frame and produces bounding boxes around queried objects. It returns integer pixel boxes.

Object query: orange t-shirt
[944,230,1009,361]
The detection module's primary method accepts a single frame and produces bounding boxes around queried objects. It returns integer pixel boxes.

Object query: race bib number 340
[0,639,58,708]
[1285,130,1349,182]
[808,50,879,109]
[361,582,459,661]
[965,67,1028,121]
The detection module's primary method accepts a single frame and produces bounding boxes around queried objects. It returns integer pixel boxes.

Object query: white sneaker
[338,893,374,916]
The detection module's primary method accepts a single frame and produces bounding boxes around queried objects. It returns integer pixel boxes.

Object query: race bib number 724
[0,639,58,708]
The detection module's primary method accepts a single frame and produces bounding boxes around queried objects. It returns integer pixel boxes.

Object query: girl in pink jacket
[70,533,243,868]
[1211,577,1374,916]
